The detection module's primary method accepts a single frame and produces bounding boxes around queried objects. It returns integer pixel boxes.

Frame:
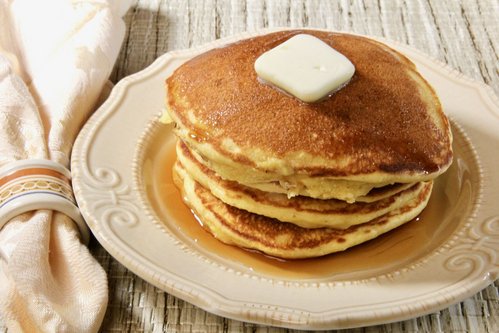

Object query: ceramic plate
[72,30,499,330]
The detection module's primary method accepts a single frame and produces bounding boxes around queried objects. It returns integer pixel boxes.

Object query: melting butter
[159,108,173,124]
[254,34,355,103]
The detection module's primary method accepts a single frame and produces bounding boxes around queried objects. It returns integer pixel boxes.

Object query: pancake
[186,144,396,202]
[177,140,422,229]
[166,30,453,201]
[173,161,433,259]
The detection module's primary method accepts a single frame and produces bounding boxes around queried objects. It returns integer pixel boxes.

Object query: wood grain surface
[2,0,497,332]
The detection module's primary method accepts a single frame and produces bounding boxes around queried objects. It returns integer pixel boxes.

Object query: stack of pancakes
[165,30,453,259]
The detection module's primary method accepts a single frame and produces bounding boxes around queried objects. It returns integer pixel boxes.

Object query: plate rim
[72,28,499,330]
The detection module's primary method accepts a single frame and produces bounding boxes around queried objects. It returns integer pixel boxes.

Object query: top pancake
[166,30,453,183]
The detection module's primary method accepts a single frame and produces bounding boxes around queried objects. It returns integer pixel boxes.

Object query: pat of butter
[254,34,355,102]
[159,108,173,124]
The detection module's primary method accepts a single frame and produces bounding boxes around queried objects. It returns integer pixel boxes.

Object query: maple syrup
[143,125,476,281]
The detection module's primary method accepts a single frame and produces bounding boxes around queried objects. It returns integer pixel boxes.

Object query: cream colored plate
[72,30,499,330]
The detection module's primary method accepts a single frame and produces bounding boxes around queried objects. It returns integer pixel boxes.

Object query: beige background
[2,0,498,332]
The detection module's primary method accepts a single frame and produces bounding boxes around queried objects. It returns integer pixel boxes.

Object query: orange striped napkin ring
[0,159,89,244]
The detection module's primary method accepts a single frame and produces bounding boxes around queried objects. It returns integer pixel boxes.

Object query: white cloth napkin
[0,1,131,331]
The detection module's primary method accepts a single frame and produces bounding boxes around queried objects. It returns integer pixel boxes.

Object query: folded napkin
[0,1,131,332]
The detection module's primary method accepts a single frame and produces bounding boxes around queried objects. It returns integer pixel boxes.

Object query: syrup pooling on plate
[143,123,476,281]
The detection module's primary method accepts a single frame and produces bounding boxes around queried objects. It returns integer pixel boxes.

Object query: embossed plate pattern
[72,30,499,330]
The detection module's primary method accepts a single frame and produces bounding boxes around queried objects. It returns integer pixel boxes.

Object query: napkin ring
[0,159,90,244]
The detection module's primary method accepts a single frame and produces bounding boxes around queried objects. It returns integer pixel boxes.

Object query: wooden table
[5,1,498,332]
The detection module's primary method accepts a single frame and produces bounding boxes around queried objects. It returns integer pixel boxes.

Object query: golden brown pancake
[184,141,408,202]
[165,30,451,259]
[176,140,423,229]
[173,161,433,259]
[166,30,453,199]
